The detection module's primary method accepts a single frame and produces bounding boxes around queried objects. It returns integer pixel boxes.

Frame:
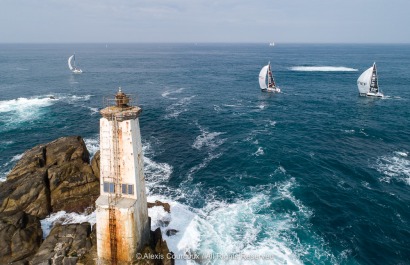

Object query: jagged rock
[0,168,50,219]
[165,229,178,237]
[0,136,100,218]
[147,201,171,213]
[48,160,99,213]
[0,211,42,264]
[91,150,100,180]
[76,224,97,265]
[134,228,174,265]
[30,223,93,265]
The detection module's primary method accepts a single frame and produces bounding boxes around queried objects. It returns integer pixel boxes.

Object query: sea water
[0,43,409,264]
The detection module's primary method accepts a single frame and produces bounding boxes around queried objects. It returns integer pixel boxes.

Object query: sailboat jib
[68,53,83,74]
[357,62,383,98]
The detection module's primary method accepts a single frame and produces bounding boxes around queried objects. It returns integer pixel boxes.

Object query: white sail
[259,65,269,89]
[68,55,74,71]
[357,66,373,95]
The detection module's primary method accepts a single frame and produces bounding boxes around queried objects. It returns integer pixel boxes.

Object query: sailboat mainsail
[357,62,382,97]
[259,62,280,93]
[68,54,83,74]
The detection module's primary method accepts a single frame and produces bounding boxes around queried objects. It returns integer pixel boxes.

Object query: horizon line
[1,41,410,45]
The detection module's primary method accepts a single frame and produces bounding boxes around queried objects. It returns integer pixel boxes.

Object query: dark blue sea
[0,44,409,265]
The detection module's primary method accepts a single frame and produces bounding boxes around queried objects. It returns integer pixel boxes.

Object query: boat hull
[359,92,384,98]
[72,69,83,74]
[262,87,281,93]
[366,92,384,98]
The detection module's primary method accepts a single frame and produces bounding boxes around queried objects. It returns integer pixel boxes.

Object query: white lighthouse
[96,88,150,264]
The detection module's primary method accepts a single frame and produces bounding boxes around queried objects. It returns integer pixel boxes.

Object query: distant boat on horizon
[259,62,280,93]
[357,62,383,98]
[68,53,83,74]
[269,42,275,46]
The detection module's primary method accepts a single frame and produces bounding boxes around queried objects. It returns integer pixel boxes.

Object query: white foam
[254,147,264,156]
[165,96,195,119]
[144,154,173,189]
[192,131,225,150]
[192,125,225,151]
[84,137,99,159]
[0,97,54,125]
[269,120,277,127]
[376,151,410,185]
[342,129,355,134]
[290,66,358,72]
[162,88,185,99]
[40,210,96,239]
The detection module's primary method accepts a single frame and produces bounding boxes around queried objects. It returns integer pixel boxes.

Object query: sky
[0,0,409,43]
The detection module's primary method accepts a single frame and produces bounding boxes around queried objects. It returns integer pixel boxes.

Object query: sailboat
[259,62,280,93]
[68,53,83,74]
[357,62,383,98]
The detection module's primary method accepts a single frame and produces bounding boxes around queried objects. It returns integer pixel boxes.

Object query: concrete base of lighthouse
[96,195,150,264]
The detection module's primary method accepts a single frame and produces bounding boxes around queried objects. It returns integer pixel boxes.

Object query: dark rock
[165,229,178,237]
[76,224,97,265]
[0,136,99,218]
[30,223,93,264]
[135,228,174,265]
[0,211,42,264]
[90,150,100,179]
[147,200,171,213]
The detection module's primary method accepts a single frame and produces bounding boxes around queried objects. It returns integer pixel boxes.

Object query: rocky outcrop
[91,150,100,180]
[0,138,175,265]
[135,228,174,265]
[148,201,171,213]
[0,136,100,218]
[30,223,94,265]
[0,211,42,264]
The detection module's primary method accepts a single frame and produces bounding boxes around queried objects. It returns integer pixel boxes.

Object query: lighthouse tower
[96,88,150,264]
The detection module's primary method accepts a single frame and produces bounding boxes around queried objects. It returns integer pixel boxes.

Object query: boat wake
[290,66,358,72]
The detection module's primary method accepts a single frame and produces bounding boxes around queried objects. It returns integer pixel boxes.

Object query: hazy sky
[1,0,409,43]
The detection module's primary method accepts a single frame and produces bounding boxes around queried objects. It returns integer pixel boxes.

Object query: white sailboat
[269,42,275,47]
[259,62,280,93]
[68,53,83,74]
[357,62,383,98]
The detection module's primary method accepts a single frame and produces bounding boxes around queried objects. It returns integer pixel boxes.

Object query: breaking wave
[148,178,335,265]
[40,210,96,239]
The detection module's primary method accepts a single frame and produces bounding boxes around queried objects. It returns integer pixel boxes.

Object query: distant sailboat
[357,62,383,98]
[269,42,275,47]
[259,62,280,93]
[68,53,83,74]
